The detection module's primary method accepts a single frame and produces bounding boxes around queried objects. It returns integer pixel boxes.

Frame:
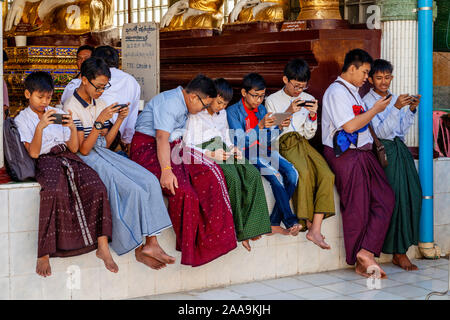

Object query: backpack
[3,117,36,181]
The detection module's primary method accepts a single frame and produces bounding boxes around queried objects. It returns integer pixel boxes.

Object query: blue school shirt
[362,88,416,141]
[226,99,280,154]
[135,86,188,142]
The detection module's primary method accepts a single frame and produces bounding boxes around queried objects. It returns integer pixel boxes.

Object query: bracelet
[162,166,172,171]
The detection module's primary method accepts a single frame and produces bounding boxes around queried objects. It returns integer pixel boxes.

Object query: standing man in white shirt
[61,45,95,105]
[93,46,141,152]
[321,49,394,279]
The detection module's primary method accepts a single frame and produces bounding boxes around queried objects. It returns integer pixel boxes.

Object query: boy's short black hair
[284,59,311,82]
[369,59,394,77]
[77,45,95,56]
[93,45,119,68]
[24,71,54,94]
[342,49,374,73]
[242,73,266,92]
[214,78,233,102]
[185,74,217,98]
[80,57,111,81]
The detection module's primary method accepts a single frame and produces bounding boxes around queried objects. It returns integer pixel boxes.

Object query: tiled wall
[433,158,450,255]
[3,157,450,300]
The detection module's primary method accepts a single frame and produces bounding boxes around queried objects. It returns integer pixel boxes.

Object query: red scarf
[242,98,259,132]
[242,98,261,149]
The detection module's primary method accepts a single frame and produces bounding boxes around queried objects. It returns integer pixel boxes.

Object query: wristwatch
[94,121,104,130]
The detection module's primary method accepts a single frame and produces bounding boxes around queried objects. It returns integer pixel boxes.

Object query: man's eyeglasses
[196,94,210,109]
[247,92,266,101]
[88,79,111,92]
[289,80,308,91]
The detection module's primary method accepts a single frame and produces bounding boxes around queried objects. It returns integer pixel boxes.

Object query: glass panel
[113,15,118,27]
[154,0,160,7]
[154,8,161,22]
[132,10,138,22]
[346,5,359,24]
[119,13,124,26]
[147,9,153,21]
[162,7,168,16]
[132,0,138,9]
[118,0,124,11]
[140,10,146,22]
[140,0,146,8]
[162,0,168,5]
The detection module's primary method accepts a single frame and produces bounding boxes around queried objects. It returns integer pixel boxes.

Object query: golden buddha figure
[4,0,113,37]
[161,0,224,31]
[228,0,289,23]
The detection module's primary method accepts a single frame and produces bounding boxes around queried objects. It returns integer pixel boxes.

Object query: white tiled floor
[132,258,450,300]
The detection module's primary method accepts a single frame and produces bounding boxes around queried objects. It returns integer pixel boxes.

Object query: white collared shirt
[61,78,81,105]
[265,88,317,140]
[362,88,416,141]
[183,109,234,152]
[99,67,141,144]
[321,76,373,148]
[63,93,109,137]
[15,106,71,155]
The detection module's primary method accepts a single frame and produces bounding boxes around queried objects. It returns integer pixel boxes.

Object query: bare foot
[393,253,418,271]
[96,247,119,273]
[242,240,251,252]
[251,236,261,241]
[355,261,370,278]
[141,241,176,265]
[288,224,302,236]
[356,250,387,279]
[135,246,166,270]
[306,230,331,250]
[267,226,290,236]
[36,255,52,277]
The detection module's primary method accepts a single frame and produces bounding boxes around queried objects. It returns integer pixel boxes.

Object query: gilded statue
[4,0,113,36]
[229,0,289,23]
[161,0,224,31]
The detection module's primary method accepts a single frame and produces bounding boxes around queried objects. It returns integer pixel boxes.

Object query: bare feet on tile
[242,240,251,252]
[288,224,302,236]
[306,230,331,250]
[267,225,290,236]
[36,255,52,277]
[393,253,418,271]
[135,246,166,270]
[96,247,119,273]
[141,236,176,265]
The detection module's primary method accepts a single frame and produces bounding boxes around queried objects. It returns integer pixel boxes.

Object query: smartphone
[297,100,315,107]
[410,95,419,101]
[269,112,292,126]
[385,93,392,100]
[51,113,64,125]
[116,104,128,111]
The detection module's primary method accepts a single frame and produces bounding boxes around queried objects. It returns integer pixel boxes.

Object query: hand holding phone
[115,104,129,112]
[51,113,63,125]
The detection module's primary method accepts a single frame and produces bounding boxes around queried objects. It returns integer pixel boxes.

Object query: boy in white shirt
[266,59,335,250]
[363,59,422,271]
[15,71,117,278]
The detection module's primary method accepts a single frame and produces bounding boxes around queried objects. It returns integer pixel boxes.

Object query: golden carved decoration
[4,0,114,37]
[297,0,342,20]
[229,0,289,24]
[161,0,225,31]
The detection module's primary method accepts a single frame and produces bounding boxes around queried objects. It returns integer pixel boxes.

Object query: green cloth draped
[279,132,335,230]
[381,137,422,254]
[199,137,271,241]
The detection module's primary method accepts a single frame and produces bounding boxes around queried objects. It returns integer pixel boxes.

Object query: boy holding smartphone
[265,59,335,249]
[363,59,422,271]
